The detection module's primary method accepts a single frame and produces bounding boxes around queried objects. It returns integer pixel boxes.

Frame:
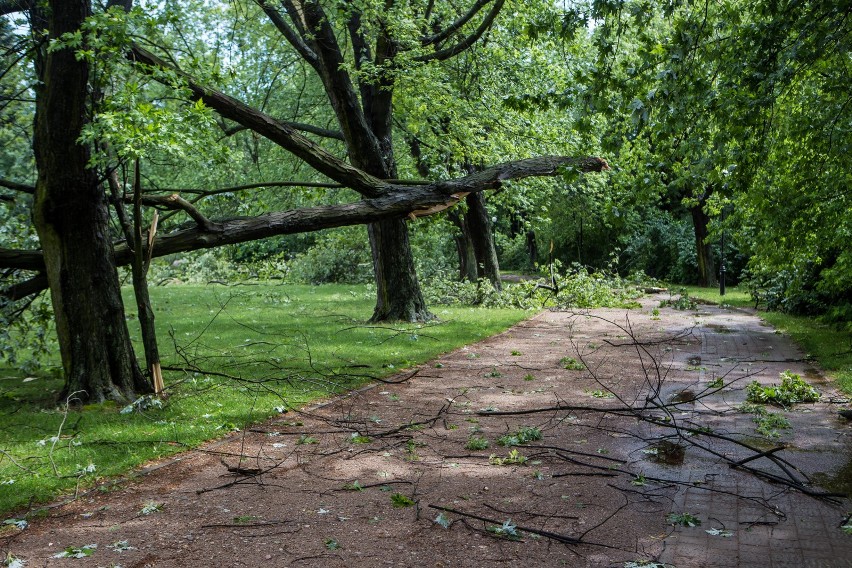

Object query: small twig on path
[428,504,617,549]
[552,472,618,478]
[332,479,413,491]
[201,520,291,529]
[219,458,262,476]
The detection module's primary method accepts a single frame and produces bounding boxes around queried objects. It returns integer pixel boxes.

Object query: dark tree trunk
[465,192,501,291]
[361,160,431,321]
[365,183,431,320]
[526,230,538,267]
[368,220,431,322]
[361,113,432,320]
[32,0,148,403]
[690,199,717,288]
[280,3,432,323]
[448,209,478,282]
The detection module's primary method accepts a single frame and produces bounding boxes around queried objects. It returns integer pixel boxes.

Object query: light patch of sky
[137,0,243,69]
[2,9,31,36]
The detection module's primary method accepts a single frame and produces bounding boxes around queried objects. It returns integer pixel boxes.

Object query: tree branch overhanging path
[1,39,610,294]
[0,154,609,296]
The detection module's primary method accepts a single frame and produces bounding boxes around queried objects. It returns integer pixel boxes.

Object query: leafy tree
[29,0,150,400]
[727,1,851,318]
[0,0,608,401]
[397,4,592,281]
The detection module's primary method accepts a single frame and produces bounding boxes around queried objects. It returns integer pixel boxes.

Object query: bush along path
[2,294,851,567]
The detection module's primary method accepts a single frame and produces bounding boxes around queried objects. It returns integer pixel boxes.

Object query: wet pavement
[648,298,852,567]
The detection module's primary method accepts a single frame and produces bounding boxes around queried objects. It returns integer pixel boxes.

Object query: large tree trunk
[690,199,717,288]
[368,219,431,322]
[32,0,148,403]
[465,192,501,291]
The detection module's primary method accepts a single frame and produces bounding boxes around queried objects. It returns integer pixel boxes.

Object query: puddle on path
[669,390,696,404]
[705,323,734,334]
[646,440,686,465]
[803,367,830,386]
[813,455,852,498]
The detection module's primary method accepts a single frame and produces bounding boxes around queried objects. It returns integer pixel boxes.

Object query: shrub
[287,226,372,284]
[423,263,646,310]
[0,292,57,374]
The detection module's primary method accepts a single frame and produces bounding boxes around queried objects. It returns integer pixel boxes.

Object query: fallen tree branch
[428,504,614,548]
[1,156,608,299]
[132,194,221,232]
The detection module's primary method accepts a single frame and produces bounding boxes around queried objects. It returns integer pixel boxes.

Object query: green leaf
[434,512,451,528]
[390,493,415,508]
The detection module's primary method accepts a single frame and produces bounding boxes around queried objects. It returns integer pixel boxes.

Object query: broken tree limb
[1,156,609,299]
[132,193,220,232]
[130,44,390,198]
[729,445,788,467]
[0,177,35,194]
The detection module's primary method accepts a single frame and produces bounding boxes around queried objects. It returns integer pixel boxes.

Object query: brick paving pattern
[651,300,852,567]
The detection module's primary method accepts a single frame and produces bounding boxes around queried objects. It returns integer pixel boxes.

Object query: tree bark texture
[464,192,501,291]
[367,219,431,322]
[690,198,717,287]
[32,0,148,402]
[447,209,478,282]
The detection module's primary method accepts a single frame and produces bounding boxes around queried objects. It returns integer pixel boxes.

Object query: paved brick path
[648,299,852,567]
[3,296,851,568]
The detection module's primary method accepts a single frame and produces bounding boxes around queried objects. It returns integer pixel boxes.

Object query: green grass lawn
[681,285,852,394]
[0,283,529,517]
[678,285,753,309]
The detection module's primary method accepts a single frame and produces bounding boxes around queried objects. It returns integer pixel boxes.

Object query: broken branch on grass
[48,391,85,477]
[0,448,35,474]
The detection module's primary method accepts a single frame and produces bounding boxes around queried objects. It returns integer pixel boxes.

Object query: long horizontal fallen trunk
[1,155,609,298]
